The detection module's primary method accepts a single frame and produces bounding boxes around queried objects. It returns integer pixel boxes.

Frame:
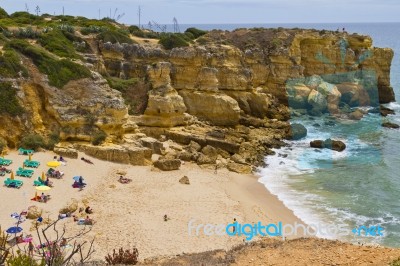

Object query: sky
[0,0,399,25]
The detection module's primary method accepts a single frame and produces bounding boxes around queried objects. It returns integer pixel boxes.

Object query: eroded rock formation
[1,28,395,171]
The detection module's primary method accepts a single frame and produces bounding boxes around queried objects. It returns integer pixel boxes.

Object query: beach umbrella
[6,226,22,234]
[10,171,14,180]
[35,186,51,191]
[28,154,32,161]
[47,161,61,167]
[41,172,46,182]
[73,176,81,182]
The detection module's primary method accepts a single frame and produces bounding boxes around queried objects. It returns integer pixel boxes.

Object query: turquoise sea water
[260,23,400,247]
[174,23,400,247]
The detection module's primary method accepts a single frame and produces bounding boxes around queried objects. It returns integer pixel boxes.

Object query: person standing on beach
[28,241,34,256]
[232,218,237,233]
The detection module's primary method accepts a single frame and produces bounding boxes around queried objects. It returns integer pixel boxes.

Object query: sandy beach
[0,149,301,261]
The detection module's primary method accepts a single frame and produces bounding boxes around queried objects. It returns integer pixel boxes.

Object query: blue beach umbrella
[6,226,23,234]
[73,176,82,182]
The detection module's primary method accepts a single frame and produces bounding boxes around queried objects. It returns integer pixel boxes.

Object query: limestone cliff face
[0,28,395,168]
[99,29,394,128]
[4,59,128,145]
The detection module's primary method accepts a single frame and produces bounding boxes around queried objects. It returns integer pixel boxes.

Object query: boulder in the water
[380,106,395,117]
[288,123,307,140]
[310,139,346,152]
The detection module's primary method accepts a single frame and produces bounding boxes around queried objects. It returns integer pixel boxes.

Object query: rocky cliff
[0,25,395,170]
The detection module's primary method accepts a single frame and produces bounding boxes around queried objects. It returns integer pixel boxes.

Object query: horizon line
[135,21,400,25]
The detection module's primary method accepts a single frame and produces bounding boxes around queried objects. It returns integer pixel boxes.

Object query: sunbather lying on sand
[81,157,94,164]
[118,176,132,184]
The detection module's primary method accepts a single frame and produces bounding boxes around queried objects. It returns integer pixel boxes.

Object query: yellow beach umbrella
[47,161,61,167]
[35,186,51,191]
[10,171,14,180]
[41,172,46,182]
[28,154,32,161]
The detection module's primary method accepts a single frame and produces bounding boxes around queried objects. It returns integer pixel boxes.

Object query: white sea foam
[257,122,390,243]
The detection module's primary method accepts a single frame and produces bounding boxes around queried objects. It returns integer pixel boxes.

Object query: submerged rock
[382,122,400,129]
[349,109,364,120]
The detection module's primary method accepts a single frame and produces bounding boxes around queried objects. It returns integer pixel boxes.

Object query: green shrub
[0,82,24,116]
[97,29,133,44]
[106,77,149,114]
[184,27,207,39]
[0,49,29,78]
[13,27,40,39]
[0,137,7,154]
[271,38,282,49]
[10,11,40,25]
[8,40,91,88]
[106,77,138,93]
[56,23,75,33]
[80,25,105,35]
[196,37,209,45]
[39,29,80,58]
[20,134,45,151]
[0,7,8,19]
[128,26,159,39]
[91,130,107,146]
[159,33,189,49]
[7,250,45,266]
[44,131,60,150]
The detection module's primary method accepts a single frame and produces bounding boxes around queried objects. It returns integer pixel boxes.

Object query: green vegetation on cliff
[91,130,107,145]
[184,27,207,39]
[7,39,91,88]
[19,134,45,151]
[0,49,28,78]
[158,28,207,49]
[0,7,9,19]
[128,25,159,39]
[0,82,24,116]
[106,77,149,115]
[97,29,133,44]
[106,77,137,92]
[159,33,190,49]
[38,29,81,58]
